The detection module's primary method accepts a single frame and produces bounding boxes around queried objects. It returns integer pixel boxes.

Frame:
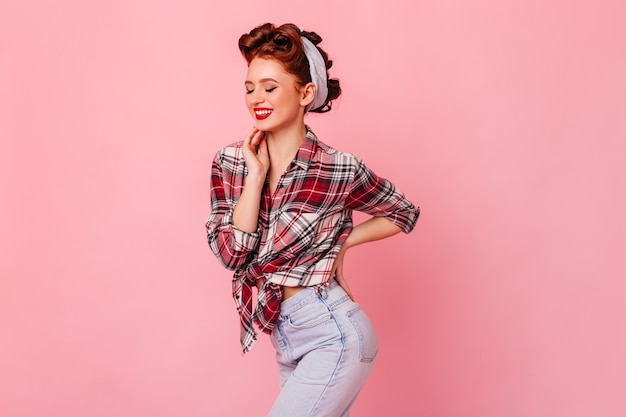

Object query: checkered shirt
[206,128,419,353]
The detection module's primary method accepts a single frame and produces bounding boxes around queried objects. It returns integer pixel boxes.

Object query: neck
[265,122,307,167]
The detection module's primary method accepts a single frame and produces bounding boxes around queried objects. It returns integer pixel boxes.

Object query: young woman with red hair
[206,22,419,416]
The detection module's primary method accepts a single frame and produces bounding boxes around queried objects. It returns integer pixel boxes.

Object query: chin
[255,120,275,131]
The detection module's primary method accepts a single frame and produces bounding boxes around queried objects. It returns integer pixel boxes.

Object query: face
[245,58,310,132]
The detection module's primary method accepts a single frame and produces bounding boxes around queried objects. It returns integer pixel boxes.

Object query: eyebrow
[245,78,280,85]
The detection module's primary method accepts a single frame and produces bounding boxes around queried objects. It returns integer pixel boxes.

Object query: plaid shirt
[206,128,419,353]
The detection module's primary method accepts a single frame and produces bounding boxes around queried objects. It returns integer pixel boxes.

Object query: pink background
[1,1,625,416]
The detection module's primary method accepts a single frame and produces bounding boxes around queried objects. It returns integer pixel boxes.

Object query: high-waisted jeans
[268,280,378,417]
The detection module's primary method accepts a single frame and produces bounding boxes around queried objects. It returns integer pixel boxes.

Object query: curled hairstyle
[238,23,341,113]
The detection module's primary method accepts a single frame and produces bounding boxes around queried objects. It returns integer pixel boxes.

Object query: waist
[279,280,349,317]
[282,285,306,300]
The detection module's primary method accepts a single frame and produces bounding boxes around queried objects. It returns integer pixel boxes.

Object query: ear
[300,82,316,108]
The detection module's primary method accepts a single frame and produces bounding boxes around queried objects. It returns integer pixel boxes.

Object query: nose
[249,89,264,105]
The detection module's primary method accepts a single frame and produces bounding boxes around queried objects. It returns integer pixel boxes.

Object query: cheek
[244,95,255,110]
[272,91,295,108]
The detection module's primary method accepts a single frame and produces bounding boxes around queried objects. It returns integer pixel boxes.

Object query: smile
[254,108,273,120]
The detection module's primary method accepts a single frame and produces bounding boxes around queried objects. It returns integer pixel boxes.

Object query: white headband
[301,36,328,112]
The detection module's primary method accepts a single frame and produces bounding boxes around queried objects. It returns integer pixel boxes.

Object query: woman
[206,23,419,417]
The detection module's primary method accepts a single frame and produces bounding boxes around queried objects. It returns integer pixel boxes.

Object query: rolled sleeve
[346,156,419,234]
[219,211,260,252]
[206,210,260,270]
[205,148,260,270]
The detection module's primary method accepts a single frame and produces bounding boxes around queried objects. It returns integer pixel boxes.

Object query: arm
[205,128,269,270]
[232,128,269,289]
[332,156,419,299]
[232,128,269,233]
[344,216,403,249]
[332,217,402,300]
[344,157,419,234]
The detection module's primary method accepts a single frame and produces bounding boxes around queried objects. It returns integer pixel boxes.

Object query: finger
[244,129,265,153]
[335,270,355,301]
[243,127,257,145]
[257,136,268,157]
[249,129,264,147]
[339,281,354,301]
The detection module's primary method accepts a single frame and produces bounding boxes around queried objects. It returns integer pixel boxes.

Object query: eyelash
[246,87,277,94]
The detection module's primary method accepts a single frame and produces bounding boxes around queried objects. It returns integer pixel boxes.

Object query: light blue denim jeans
[268,280,378,417]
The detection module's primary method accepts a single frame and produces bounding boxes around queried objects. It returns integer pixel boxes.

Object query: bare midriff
[282,285,306,300]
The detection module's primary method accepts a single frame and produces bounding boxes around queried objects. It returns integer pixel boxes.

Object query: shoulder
[313,136,362,167]
[213,140,245,164]
[215,140,244,157]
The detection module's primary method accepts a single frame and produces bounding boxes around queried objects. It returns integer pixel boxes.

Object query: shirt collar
[291,126,318,171]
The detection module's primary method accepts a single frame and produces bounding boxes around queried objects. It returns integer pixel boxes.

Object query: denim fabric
[268,280,378,417]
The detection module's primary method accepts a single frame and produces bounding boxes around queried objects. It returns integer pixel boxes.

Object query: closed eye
[245,86,277,94]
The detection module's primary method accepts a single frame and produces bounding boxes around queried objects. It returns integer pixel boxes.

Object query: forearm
[232,174,265,233]
[343,216,403,250]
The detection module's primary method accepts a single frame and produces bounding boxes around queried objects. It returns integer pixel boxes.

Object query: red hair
[238,23,341,113]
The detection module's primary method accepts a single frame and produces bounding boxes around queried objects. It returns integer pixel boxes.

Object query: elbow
[218,255,248,271]
[208,235,252,271]
[390,204,419,234]
[405,205,420,233]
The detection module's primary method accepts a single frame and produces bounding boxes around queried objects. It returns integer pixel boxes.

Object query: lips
[254,108,273,120]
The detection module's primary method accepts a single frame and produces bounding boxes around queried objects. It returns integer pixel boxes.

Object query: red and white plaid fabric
[206,128,419,353]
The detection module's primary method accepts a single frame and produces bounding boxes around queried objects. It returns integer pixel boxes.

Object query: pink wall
[1,1,625,416]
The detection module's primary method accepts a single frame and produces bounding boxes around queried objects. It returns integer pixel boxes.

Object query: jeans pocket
[346,305,379,363]
[286,302,333,330]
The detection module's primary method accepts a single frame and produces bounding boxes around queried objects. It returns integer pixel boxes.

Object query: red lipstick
[254,108,273,120]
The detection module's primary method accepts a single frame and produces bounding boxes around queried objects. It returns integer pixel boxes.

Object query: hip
[272,280,379,363]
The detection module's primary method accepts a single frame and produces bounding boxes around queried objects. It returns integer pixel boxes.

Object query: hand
[242,127,270,180]
[231,128,269,233]
[331,246,355,301]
